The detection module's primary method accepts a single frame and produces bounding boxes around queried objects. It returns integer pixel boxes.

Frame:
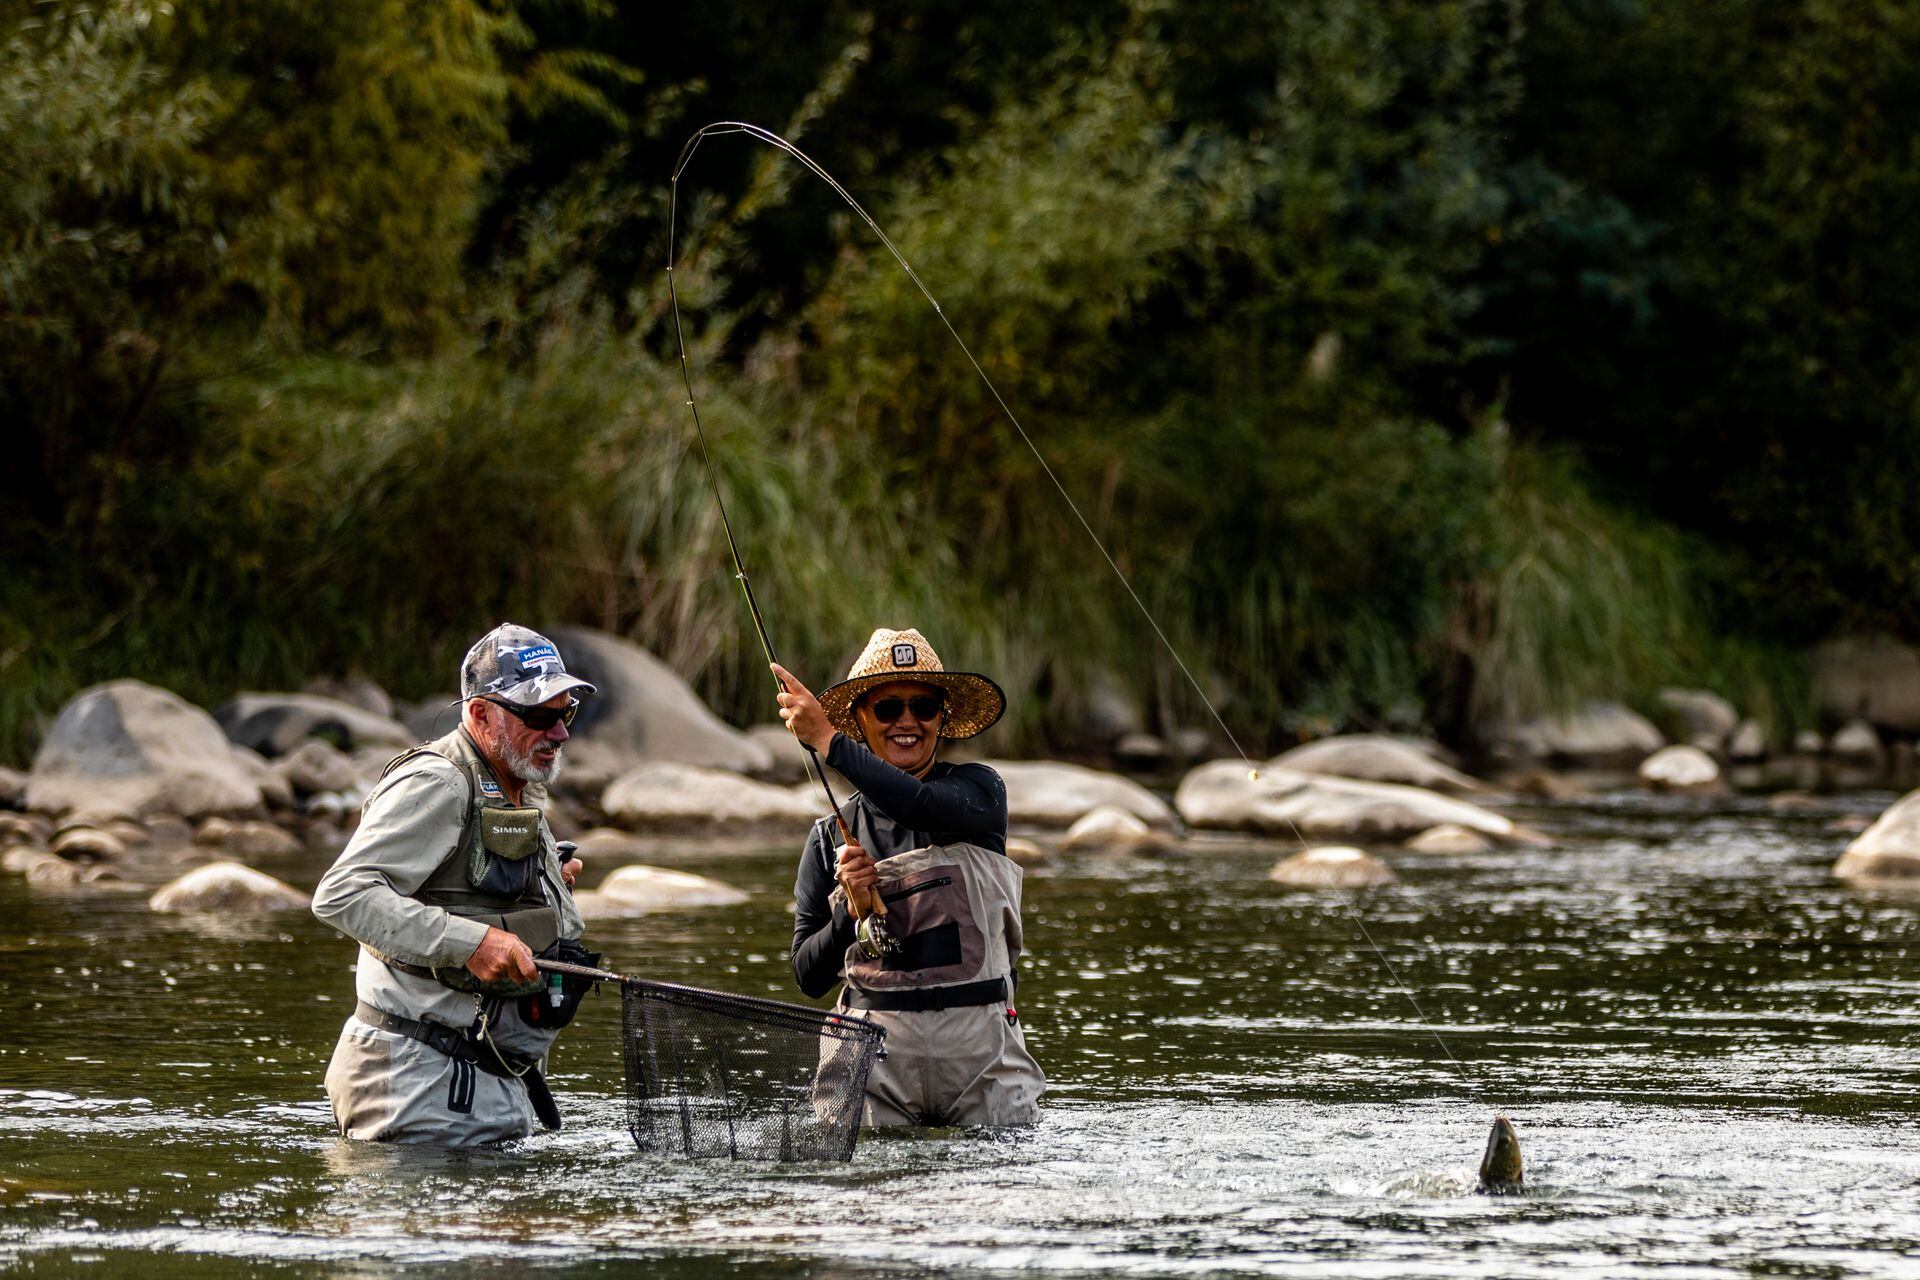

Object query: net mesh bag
[620,978,886,1161]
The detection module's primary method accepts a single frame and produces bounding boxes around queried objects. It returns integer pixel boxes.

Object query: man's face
[853,680,945,776]
[472,692,573,786]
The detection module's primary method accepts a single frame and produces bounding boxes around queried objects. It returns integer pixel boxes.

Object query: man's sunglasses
[868,694,945,724]
[485,697,580,731]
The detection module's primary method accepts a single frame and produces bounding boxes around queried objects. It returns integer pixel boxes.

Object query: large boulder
[1269,846,1396,889]
[1058,806,1179,857]
[986,760,1176,829]
[1833,789,1920,881]
[546,627,772,781]
[573,864,749,918]
[1485,701,1664,764]
[27,681,266,821]
[1637,745,1725,794]
[214,693,413,759]
[1656,689,1740,747]
[1814,637,1920,734]
[601,763,817,831]
[149,861,310,912]
[744,724,811,783]
[1176,761,1514,842]
[1268,735,1485,795]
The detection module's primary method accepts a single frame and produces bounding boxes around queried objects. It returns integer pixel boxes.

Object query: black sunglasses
[485,697,580,731]
[868,693,945,724]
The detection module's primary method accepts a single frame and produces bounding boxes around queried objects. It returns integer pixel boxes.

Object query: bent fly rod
[663,121,1487,1098]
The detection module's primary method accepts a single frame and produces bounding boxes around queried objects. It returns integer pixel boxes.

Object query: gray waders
[831,842,1045,1127]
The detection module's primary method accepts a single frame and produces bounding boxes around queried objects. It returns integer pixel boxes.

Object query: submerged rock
[27,680,266,821]
[1268,845,1395,889]
[1404,824,1495,854]
[987,760,1176,829]
[1637,745,1725,794]
[149,862,310,913]
[0,813,51,846]
[1833,788,1920,881]
[1176,762,1513,842]
[1059,806,1179,857]
[1269,735,1485,794]
[601,763,817,831]
[573,864,749,917]
[22,853,82,888]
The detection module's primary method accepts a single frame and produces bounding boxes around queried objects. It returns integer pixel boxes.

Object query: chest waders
[834,843,1045,1127]
[361,729,570,1129]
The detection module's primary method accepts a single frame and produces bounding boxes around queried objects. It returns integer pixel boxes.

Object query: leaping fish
[1475,1115,1524,1194]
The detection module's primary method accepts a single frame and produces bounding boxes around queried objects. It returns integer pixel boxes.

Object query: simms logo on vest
[892,643,918,667]
[495,824,532,834]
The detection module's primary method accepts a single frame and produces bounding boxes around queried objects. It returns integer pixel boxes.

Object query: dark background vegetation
[5,0,1915,762]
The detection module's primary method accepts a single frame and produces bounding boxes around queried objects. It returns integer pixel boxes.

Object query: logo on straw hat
[891,643,918,668]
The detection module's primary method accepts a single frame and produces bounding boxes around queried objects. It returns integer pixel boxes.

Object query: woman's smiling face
[853,680,945,776]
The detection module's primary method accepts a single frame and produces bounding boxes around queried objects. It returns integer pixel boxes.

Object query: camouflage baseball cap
[460,624,597,706]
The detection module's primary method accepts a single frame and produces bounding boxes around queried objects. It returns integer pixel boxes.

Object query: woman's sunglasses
[868,694,945,724]
[486,697,580,731]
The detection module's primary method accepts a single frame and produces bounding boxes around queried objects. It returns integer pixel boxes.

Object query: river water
[5,791,1920,1278]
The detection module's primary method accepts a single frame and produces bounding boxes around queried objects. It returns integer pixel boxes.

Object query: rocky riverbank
[5,628,1919,911]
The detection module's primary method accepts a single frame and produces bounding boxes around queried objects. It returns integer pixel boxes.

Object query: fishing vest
[841,842,1024,1003]
[369,729,561,996]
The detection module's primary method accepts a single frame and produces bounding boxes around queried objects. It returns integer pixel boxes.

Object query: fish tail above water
[1476,1114,1524,1195]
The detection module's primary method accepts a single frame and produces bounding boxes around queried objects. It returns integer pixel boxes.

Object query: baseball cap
[459,624,597,706]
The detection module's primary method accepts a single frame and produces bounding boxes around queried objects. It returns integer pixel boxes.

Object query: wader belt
[844,976,1007,1013]
[355,1000,560,1131]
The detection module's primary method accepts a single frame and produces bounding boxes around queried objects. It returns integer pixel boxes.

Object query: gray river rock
[215,692,413,758]
[27,680,267,821]
[988,760,1176,829]
[1176,761,1515,841]
[1269,734,1487,794]
[601,762,817,831]
[1832,786,1920,879]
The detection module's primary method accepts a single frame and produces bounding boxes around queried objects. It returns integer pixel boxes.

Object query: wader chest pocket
[884,921,961,972]
[470,806,544,897]
[881,875,952,905]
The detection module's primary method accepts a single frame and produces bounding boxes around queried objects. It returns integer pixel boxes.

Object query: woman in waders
[775,627,1044,1128]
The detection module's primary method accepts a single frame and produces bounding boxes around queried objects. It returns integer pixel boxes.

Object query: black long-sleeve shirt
[789,733,1009,998]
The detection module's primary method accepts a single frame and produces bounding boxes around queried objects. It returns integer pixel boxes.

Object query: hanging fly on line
[663,121,1504,1123]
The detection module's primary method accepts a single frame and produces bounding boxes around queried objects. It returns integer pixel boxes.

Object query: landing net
[619,978,885,1162]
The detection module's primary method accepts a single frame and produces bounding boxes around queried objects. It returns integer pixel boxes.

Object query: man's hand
[771,662,835,755]
[836,835,880,917]
[560,855,583,889]
[467,926,537,985]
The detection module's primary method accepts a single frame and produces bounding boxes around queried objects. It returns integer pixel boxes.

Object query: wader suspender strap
[354,1000,561,1130]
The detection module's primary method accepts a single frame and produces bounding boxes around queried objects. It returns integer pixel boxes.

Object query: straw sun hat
[818,628,1006,741]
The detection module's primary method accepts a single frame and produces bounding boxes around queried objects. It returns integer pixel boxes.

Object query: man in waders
[313,623,599,1145]
[776,627,1044,1127]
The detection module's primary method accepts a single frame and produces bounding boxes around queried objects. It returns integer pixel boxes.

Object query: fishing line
[664,121,1481,1092]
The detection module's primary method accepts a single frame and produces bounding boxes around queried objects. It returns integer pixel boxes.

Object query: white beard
[500,736,563,787]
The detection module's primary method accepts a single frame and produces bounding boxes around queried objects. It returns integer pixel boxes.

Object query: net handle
[536,958,632,985]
